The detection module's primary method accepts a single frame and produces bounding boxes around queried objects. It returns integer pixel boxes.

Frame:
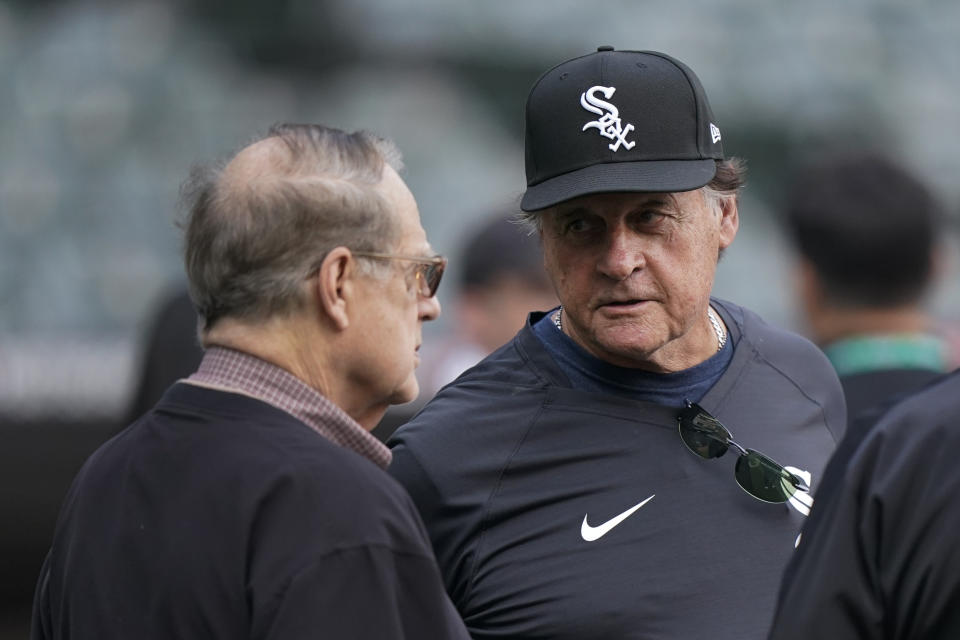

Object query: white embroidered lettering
[580,86,636,152]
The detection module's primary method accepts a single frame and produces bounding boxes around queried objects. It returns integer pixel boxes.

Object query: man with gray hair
[31,123,470,639]
[389,48,845,638]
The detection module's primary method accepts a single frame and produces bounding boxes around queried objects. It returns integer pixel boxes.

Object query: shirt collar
[184,346,391,469]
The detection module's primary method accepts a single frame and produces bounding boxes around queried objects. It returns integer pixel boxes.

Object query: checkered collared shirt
[184,346,391,469]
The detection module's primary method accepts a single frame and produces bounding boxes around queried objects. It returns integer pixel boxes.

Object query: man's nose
[597,228,645,280]
[419,293,441,321]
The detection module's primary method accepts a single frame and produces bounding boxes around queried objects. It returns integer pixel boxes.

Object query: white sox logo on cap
[580,85,635,152]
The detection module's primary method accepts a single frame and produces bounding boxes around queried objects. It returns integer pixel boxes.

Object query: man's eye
[635,210,667,226]
[563,218,595,234]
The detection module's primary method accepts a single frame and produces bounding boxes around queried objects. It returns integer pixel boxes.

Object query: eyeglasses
[352,251,447,298]
[677,401,810,503]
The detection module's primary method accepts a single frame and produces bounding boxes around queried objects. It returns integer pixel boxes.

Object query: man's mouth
[598,298,646,308]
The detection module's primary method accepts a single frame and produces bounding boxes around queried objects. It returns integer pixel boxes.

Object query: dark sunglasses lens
[734,450,798,503]
[424,261,444,297]
[677,404,730,459]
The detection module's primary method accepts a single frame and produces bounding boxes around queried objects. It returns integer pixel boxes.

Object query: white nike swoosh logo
[580,494,655,542]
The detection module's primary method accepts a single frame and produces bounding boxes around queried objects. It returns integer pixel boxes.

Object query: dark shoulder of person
[806,368,950,528]
[126,288,203,423]
[166,384,426,541]
[772,369,960,640]
[714,300,847,440]
[725,301,835,380]
[840,368,944,427]
[37,384,459,639]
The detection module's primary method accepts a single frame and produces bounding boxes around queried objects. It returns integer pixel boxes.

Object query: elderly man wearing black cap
[389,48,844,639]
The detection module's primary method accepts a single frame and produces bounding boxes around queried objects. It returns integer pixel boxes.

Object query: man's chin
[388,378,421,406]
[587,334,663,368]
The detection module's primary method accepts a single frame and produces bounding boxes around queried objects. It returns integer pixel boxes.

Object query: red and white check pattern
[186,346,391,469]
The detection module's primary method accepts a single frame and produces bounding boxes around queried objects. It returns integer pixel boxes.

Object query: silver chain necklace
[707,306,727,352]
[553,306,727,352]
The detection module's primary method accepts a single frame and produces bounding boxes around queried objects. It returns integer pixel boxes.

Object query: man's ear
[314,246,354,331]
[717,196,739,250]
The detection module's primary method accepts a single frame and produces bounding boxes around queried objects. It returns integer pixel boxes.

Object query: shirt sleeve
[261,545,470,640]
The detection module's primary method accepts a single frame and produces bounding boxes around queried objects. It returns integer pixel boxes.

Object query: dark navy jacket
[32,383,469,639]
[770,370,959,640]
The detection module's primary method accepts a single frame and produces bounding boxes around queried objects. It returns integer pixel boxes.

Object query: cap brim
[520,159,718,211]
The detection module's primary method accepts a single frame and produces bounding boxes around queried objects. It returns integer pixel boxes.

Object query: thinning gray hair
[180,123,403,331]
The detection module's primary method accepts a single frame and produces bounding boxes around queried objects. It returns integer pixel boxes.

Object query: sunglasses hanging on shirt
[677,401,810,504]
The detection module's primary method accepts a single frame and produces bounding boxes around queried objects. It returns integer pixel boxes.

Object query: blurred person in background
[782,152,950,424]
[418,211,558,398]
[125,286,203,424]
[31,123,469,639]
[388,47,844,639]
[767,153,959,639]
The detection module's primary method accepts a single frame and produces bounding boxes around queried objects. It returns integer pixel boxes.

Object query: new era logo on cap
[521,47,725,211]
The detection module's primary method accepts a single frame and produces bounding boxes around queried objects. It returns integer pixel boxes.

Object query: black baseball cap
[521,46,725,211]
